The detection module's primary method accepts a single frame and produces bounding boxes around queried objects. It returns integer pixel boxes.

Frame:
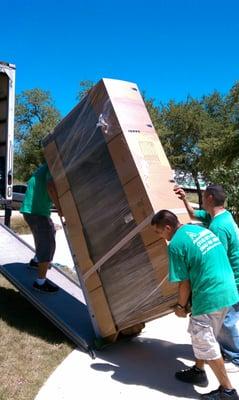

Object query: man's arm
[47,180,63,217]
[174,186,196,220]
[174,280,191,318]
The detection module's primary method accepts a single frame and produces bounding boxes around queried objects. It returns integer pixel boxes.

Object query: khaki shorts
[188,308,229,360]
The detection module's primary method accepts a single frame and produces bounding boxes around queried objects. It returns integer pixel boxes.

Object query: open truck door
[0,62,16,225]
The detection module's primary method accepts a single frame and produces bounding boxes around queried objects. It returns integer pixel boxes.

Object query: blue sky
[1,0,239,116]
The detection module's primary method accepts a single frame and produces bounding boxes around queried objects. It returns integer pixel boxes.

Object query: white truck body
[0,61,16,202]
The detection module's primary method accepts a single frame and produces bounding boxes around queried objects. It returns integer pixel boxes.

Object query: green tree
[223,82,239,163]
[76,80,95,101]
[157,98,215,207]
[14,89,61,181]
[200,83,239,168]
[207,160,239,223]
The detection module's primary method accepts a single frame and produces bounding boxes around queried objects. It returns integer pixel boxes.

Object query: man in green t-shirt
[174,184,239,369]
[20,163,62,293]
[151,210,239,400]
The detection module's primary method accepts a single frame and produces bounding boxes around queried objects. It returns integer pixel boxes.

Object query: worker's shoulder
[211,210,234,229]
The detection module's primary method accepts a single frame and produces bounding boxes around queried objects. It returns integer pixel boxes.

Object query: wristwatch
[175,303,186,310]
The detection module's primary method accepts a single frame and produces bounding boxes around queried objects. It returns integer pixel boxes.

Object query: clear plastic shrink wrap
[42,79,189,340]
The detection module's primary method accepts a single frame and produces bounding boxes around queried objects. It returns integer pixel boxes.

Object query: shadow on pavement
[91,336,199,399]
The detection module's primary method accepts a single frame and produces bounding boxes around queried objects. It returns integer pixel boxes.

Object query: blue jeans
[217,303,239,365]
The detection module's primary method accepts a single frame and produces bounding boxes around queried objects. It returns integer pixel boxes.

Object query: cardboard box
[43,78,189,340]
[43,141,70,197]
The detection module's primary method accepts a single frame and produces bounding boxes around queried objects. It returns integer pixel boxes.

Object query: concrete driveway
[35,313,239,400]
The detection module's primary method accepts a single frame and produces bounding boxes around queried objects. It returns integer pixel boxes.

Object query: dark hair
[151,209,179,228]
[205,184,226,206]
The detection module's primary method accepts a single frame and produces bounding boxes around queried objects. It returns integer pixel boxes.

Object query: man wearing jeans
[151,210,239,400]
[20,163,62,293]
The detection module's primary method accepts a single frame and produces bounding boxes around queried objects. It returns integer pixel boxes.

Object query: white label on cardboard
[124,213,134,224]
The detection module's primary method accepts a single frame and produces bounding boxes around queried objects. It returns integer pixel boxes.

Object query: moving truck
[0,61,15,205]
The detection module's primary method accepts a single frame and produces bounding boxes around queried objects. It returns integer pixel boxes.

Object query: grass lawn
[10,214,32,235]
[0,274,74,400]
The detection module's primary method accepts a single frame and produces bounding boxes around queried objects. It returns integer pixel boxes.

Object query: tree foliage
[144,88,239,213]
[14,89,61,181]
[14,81,239,218]
[207,160,239,223]
[76,80,95,102]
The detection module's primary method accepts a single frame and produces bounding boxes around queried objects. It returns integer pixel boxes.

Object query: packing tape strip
[83,207,186,281]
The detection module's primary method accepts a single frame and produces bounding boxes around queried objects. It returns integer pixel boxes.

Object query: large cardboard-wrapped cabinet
[42,79,189,341]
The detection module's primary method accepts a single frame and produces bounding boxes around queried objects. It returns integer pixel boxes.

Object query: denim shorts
[23,213,56,263]
[188,307,229,360]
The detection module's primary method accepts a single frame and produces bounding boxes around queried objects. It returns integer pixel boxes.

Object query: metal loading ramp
[0,223,96,356]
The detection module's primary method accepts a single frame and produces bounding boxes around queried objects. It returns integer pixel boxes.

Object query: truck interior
[0,71,9,199]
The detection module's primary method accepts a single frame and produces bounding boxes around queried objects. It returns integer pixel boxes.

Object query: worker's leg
[207,357,233,389]
[38,261,51,279]
[24,214,58,293]
[195,359,205,370]
[34,216,55,279]
[181,309,238,399]
[175,308,230,387]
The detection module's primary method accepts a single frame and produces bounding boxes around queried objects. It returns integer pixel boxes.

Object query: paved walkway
[35,313,239,400]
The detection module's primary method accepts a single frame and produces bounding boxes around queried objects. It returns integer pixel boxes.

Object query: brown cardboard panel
[107,134,138,186]
[0,101,8,120]
[123,131,170,172]
[85,271,102,292]
[145,240,178,301]
[114,131,185,213]
[0,122,7,142]
[123,175,153,224]
[61,230,102,291]
[122,176,175,246]
[145,166,182,211]
[157,279,177,303]
[59,190,82,229]
[43,141,70,197]
[66,231,93,271]
[140,224,162,247]
[178,213,191,224]
[42,78,191,338]
[145,239,169,283]
[59,190,95,273]
[103,79,154,135]
[135,212,190,247]
[0,74,8,98]
[103,79,141,102]
[88,80,122,143]
[88,286,117,337]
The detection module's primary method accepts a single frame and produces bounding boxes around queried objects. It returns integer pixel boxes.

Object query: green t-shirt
[168,224,239,316]
[20,164,52,217]
[194,209,239,290]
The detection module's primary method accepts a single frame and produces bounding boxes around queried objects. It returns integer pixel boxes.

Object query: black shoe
[175,365,208,387]
[29,259,39,269]
[200,386,239,399]
[33,280,59,293]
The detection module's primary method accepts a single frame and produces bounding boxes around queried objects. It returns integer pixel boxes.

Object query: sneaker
[200,386,239,399]
[175,365,208,387]
[33,280,59,293]
[28,258,39,269]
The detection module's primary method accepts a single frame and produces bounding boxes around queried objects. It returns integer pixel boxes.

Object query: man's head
[151,209,180,241]
[202,184,226,211]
